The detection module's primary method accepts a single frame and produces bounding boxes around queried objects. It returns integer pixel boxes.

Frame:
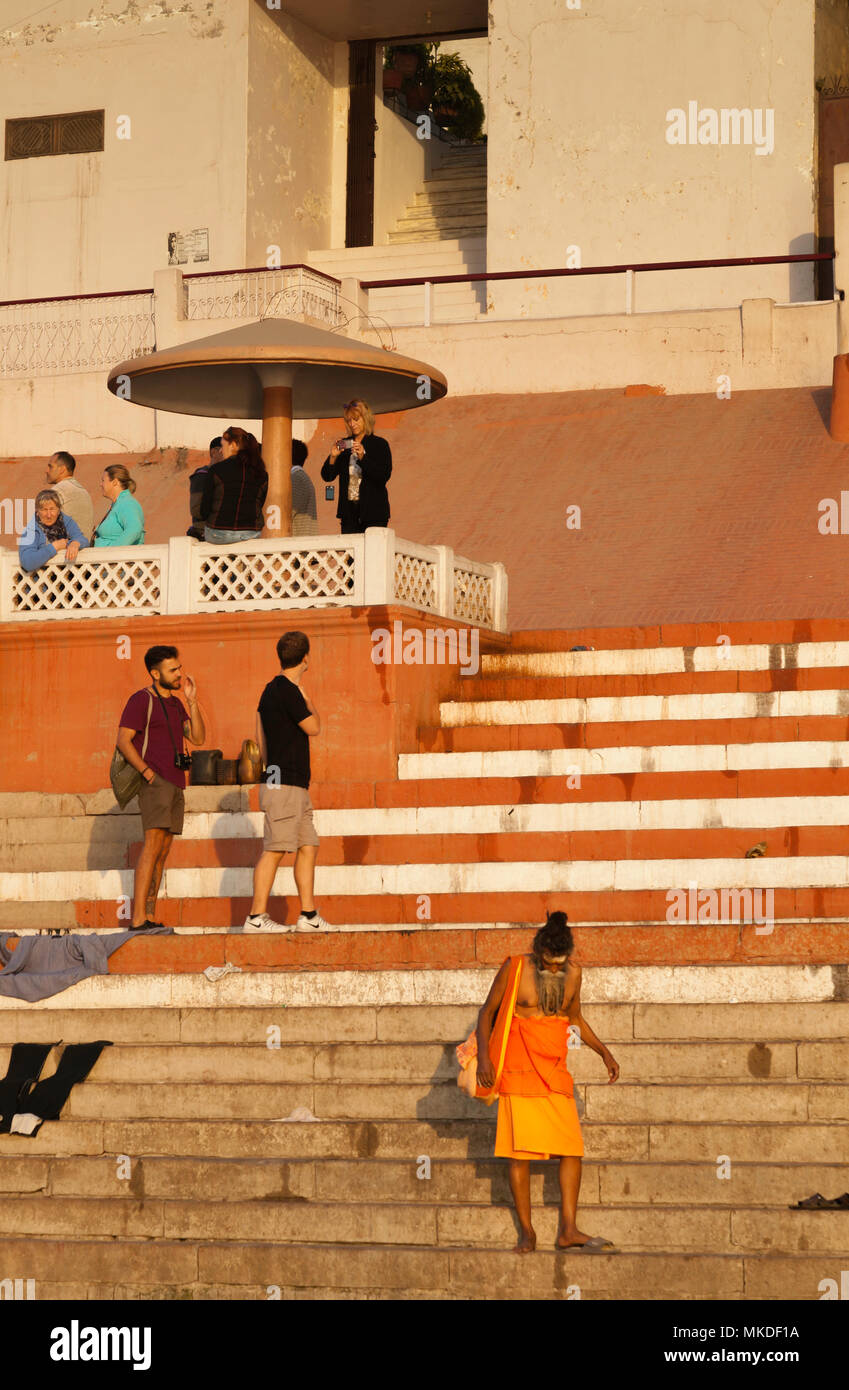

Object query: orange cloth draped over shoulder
[490,959,584,1159]
[474,955,524,1104]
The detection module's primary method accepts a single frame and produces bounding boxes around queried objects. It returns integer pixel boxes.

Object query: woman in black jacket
[320,399,392,534]
[200,426,268,542]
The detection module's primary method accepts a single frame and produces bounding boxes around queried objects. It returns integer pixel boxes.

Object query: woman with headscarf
[93,464,145,547]
[18,489,88,573]
[200,426,268,542]
[320,399,392,534]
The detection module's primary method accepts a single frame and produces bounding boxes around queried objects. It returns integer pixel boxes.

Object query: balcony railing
[183,264,344,328]
[0,290,155,377]
[361,252,836,326]
[0,529,508,631]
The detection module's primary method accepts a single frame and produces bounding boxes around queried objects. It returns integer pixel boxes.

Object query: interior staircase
[387,143,487,243]
[1,622,848,1299]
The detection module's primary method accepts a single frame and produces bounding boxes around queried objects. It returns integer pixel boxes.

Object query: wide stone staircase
[1,621,848,1298]
[0,999,847,1299]
[387,143,486,243]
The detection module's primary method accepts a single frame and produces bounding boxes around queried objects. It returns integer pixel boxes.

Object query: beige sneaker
[295,911,329,931]
[243,912,288,933]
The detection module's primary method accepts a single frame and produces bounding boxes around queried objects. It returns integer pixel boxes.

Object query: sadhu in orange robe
[478,956,584,1160]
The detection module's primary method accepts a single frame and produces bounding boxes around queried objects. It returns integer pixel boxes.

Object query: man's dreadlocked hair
[531,911,574,967]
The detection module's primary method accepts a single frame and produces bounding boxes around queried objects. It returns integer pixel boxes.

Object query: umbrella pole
[262,385,293,538]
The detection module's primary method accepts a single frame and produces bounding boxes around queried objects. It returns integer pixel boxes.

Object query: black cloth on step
[0,1042,60,1133]
[16,1042,112,1134]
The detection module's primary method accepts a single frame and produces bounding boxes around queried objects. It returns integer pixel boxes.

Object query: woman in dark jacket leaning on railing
[200,426,268,542]
[320,399,392,534]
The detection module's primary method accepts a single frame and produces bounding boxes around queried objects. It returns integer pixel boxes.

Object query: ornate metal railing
[0,291,155,377]
[0,530,508,629]
[184,265,344,327]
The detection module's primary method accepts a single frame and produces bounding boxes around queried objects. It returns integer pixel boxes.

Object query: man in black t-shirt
[244,630,329,932]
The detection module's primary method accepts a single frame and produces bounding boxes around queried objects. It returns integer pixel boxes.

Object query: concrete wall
[0,607,486,792]
[245,2,339,268]
[487,0,817,315]
[0,0,249,301]
[373,89,450,245]
[0,292,837,457]
[374,298,837,397]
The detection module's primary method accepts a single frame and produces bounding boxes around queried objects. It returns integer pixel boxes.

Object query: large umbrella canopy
[107,317,447,537]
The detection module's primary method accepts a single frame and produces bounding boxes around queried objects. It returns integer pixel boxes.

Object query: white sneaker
[295,911,329,931]
[243,912,289,933]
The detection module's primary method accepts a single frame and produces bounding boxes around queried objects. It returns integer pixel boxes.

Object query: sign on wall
[167,229,210,265]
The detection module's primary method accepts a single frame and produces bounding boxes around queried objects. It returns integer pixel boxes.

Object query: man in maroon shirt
[117,646,205,929]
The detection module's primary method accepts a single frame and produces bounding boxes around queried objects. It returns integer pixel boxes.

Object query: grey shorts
[258,783,320,852]
[137,772,185,835]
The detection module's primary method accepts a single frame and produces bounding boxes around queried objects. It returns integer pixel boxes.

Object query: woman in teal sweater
[93,464,145,546]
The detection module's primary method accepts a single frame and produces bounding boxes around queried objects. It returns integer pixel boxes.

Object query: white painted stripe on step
[159,855,848,900]
[439,690,849,727]
[482,640,849,678]
[4,854,849,902]
[0,965,835,1010]
[182,794,849,837]
[398,741,849,781]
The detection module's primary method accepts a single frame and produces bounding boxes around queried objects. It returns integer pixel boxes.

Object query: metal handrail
[0,264,342,311]
[361,252,834,290]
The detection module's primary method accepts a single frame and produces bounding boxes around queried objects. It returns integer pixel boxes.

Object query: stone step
[15,851,847,906]
[0,1194,845,1252]
[7,1154,847,1209]
[0,1000,843,1046]
[388,227,487,243]
[459,668,849,702]
[11,918,844,969]
[0,1038,820,1085]
[56,1079,847,1124]
[12,821,849,875]
[415,712,849,755]
[407,197,488,216]
[440,688,849,728]
[390,216,488,236]
[11,787,849,845]
[482,639,849,676]
[0,1239,831,1298]
[4,1117,844,1163]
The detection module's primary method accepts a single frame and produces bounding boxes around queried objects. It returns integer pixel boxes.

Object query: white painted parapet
[0,529,508,631]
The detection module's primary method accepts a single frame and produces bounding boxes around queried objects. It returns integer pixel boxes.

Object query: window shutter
[5,110,104,160]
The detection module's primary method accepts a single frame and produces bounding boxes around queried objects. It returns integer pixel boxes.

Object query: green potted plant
[431,51,485,140]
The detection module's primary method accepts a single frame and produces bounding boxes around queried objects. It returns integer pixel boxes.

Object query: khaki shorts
[259,783,320,852]
[137,772,185,835]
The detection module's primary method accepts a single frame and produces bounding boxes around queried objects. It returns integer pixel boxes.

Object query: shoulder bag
[109,690,154,809]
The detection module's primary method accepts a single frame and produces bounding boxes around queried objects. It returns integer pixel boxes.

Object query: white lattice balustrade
[195,544,357,609]
[454,563,495,627]
[6,549,165,621]
[394,549,438,611]
[0,532,507,629]
[0,294,155,377]
[185,268,343,327]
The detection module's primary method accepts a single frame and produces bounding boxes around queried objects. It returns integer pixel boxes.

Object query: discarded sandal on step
[789,1193,835,1209]
[557,1235,618,1253]
[830,1192,849,1209]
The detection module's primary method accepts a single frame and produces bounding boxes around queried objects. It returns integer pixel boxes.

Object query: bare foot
[514,1227,536,1255]
[556,1224,592,1249]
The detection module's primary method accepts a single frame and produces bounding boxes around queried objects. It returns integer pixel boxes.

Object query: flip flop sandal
[559,1236,618,1253]
[789,1193,835,1209]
